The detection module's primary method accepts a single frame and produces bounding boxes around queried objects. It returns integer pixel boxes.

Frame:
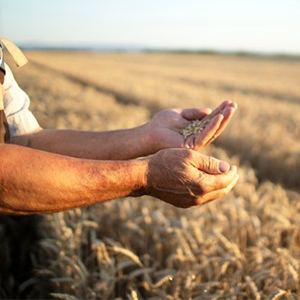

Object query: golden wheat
[0,53,299,299]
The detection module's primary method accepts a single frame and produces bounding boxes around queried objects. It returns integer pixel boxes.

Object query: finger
[200,165,238,194]
[201,174,239,204]
[206,106,236,145]
[184,134,195,149]
[221,102,237,117]
[184,114,223,149]
[194,114,224,150]
[201,100,232,122]
[210,165,238,190]
[227,101,238,110]
[190,151,231,174]
[181,107,212,120]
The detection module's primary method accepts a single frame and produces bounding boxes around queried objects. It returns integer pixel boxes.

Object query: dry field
[0,52,299,300]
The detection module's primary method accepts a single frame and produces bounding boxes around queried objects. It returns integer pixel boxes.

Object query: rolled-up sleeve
[3,63,40,137]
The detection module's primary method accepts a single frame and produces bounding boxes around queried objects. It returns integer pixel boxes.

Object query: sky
[0,0,300,54]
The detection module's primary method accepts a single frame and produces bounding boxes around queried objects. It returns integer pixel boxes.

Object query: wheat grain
[287,263,299,286]
[128,289,139,300]
[269,289,287,300]
[49,293,79,300]
[96,241,111,266]
[152,276,173,289]
[81,220,99,229]
[181,119,211,139]
[110,246,143,267]
[246,276,261,300]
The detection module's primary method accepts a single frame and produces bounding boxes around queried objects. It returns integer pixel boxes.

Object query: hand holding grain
[145,148,239,208]
[146,100,237,153]
[183,100,238,150]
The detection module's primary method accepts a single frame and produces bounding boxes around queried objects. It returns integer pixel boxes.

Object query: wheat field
[0,52,299,300]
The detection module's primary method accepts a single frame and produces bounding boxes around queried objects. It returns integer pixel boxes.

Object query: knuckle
[207,156,212,170]
[202,186,209,195]
[184,148,193,158]
[197,182,207,194]
[208,156,216,170]
[179,149,193,164]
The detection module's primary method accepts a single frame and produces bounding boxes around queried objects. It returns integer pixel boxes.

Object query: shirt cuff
[7,109,40,137]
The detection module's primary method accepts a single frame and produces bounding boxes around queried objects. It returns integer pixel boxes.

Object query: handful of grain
[181,119,211,139]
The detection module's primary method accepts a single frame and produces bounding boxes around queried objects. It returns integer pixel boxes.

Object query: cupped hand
[145,148,239,208]
[146,100,237,153]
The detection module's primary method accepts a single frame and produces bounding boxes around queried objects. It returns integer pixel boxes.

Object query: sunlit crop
[0,52,299,299]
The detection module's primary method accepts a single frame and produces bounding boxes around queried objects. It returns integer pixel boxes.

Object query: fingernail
[219,161,229,173]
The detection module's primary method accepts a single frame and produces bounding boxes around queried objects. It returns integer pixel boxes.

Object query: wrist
[133,122,155,157]
[139,121,159,155]
[128,157,149,197]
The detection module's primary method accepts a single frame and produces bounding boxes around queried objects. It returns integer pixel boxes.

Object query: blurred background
[1,0,300,54]
[0,1,300,300]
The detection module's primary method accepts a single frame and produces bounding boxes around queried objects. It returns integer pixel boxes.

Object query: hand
[146,100,237,152]
[145,148,239,208]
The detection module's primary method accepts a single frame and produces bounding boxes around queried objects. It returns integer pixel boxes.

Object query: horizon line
[16,44,300,59]
[6,40,298,57]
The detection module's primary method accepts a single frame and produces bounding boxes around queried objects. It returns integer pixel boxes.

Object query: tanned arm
[11,125,150,160]
[10,102,237,160]
[0,144,238,215]
[0,143,147,215]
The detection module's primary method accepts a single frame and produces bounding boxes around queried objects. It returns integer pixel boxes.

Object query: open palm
[147,100,237,152]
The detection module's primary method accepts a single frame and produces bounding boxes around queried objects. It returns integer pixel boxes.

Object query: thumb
[191,152,230,174]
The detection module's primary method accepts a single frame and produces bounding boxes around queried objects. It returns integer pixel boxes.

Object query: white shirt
[3,63,40,137]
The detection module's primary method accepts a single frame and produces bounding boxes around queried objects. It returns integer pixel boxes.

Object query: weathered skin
[0,101,238,215]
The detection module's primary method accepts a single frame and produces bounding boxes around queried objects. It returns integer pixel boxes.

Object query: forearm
[0,144,147,215]
[11,125,152,160]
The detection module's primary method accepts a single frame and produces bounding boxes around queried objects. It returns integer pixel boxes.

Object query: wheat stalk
[269,289,287,300]
[110,246,143,267]
[49,293,79,300]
